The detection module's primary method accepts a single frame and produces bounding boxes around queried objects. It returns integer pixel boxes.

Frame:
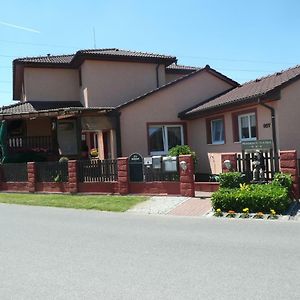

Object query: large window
[211,119,225,144]
[238,113,257,141]
[148,124,184,155]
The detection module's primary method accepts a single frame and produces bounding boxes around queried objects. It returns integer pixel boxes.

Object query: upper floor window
[238,112,256,141]
[211,119,225,144]
[148,124,184,155]
[206,116,225,144]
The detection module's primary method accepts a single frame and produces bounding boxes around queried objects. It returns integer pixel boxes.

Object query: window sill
[207,142,225,146]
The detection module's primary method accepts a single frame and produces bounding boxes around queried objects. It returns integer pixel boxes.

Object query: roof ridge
[14,53,75,62]
[167,63,200,69]
[116,48,176,58]
[241,64,300,85]
[77,48,118,53]
[180,63,300,119]
[0,101,30,110]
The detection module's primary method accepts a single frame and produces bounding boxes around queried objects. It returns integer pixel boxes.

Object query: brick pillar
[0,164,3,190]
[68,160,78,193]
[27,162,36,193]
[118,157,129,195]
[221,153,237,173]
[280,150,299,199]
[179,155,195,197]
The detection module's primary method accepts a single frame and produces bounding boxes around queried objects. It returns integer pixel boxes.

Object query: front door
[57,119,78,156]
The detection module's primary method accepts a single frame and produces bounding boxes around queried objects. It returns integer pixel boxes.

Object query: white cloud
[0,21,40,33]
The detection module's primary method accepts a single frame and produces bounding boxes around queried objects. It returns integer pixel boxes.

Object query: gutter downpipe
[258,98,279,172]
[156,64,160,88]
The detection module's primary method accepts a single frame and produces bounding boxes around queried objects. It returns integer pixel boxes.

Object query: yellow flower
[90,148,98,157]
[216,208,221,212]
[243,208,249,213]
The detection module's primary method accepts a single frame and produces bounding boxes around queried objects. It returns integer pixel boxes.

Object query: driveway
[0,204,299,300]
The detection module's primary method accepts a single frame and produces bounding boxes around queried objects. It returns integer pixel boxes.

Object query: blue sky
[1,0,300,105]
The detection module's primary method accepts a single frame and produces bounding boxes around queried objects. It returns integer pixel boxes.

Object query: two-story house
[1,48,238,166]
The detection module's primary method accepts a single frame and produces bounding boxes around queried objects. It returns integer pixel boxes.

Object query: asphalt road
[0,204,299,300]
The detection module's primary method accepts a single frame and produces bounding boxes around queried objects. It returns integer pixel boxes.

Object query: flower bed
[211,172,293,215]
[213,209,280,220]
[212,184,291,214]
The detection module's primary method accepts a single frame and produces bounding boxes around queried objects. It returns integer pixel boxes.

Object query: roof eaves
[179,91,279,120]
[72,51,177,67]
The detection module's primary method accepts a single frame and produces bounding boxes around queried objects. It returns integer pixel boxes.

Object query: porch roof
[0,101,115,120]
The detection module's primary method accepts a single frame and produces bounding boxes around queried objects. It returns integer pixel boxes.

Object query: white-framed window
[148,124,184,155]
[211,119,225,144]
[238,113,257,141]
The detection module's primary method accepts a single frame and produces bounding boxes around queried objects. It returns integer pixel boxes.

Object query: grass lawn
[0,193,148,212]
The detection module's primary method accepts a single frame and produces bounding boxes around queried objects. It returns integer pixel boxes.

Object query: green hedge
[272,173,293,192]
[219,172,245,188]
[211,184,291,214]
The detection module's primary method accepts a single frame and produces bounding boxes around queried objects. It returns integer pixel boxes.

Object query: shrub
[59,156,69,163]
[168,145,196,159]
[219,172,244,189]
[211,184,291,214]
[272,173,292,192]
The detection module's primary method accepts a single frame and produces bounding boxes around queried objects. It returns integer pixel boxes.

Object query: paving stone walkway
[127,196,187,215]
[168,198,212,217]
[127,193,212,217]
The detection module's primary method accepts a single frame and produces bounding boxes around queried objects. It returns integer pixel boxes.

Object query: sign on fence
[241,139,273,152]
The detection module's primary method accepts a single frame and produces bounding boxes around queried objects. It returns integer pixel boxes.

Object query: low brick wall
[195,182,219,192]
[78,182,118,194]
[129,182,180,195]
[0,155,206,196]
[35,182,69,193]
[0,182,29,192]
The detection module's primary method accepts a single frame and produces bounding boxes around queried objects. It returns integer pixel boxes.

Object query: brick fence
[280,150,299,199]
[0,155,195,197]
[220,150,299,198]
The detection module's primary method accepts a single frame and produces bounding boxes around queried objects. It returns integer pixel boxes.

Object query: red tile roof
[15,54,74,64]
[180,65,300,118]
[166,63,199,74]
[0,101,114,119]
[14,48,177,66]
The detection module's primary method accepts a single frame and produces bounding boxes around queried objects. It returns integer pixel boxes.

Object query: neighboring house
[179,65,300,173]
[1,48,238,164]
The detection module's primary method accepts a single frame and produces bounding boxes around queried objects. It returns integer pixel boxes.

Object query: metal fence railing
[143,166,179,182]
[7,136,53,152]
[77,159,118,182]
[36,161,69,182]
[1,163,28,182]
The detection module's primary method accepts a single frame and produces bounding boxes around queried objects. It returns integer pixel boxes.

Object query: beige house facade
[118,67,236,157]
[6,48,300,175]
[180,65,300,174]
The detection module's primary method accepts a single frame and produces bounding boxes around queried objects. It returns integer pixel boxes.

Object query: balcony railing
[7,136,53,153]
